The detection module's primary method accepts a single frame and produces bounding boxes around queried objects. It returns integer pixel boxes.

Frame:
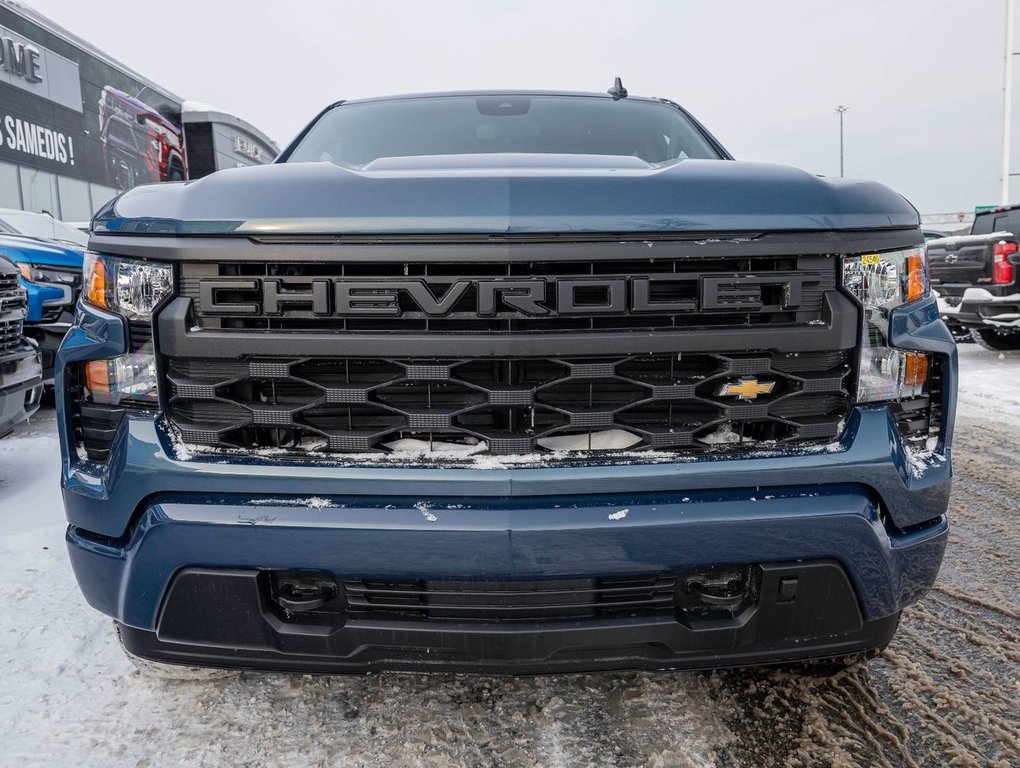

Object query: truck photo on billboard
[54,86,957,678]
[0,0,278,220]
[0,0,278,389]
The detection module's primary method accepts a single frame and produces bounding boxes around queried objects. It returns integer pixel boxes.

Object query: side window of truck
[997,211,1020,236]
[971,214,993,235]
[972,211,1020,236]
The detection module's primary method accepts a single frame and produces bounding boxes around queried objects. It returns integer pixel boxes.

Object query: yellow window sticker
[860,253,882,266]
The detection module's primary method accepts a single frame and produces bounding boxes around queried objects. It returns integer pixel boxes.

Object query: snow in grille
[164,351,852,459]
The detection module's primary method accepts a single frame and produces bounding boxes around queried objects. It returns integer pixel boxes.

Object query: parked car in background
[0,209,86,383]
[928,205,1020,348]
[99,86,187,189]
[0,257,43,438]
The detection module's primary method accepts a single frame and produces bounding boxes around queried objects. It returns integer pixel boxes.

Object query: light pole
[834,105,849,178]
[1002,0,1015,205]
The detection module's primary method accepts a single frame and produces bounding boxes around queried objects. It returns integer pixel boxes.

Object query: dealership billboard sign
[0,22,87,174]
[0,1,275,203]
[0,6,186,189]
[0,23,82,111]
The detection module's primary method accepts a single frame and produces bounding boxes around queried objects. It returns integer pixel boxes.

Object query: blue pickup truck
[0,209,86,384]
[56,88,956,677]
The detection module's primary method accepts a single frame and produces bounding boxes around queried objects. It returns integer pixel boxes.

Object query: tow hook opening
[268,571,342,616]
[677,565,760,625]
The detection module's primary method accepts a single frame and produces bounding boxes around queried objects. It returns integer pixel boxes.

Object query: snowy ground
[0,345,1018,767]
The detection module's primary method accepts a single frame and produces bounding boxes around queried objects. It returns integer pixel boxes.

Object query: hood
[0,234,85,269]
[95,155,920,236]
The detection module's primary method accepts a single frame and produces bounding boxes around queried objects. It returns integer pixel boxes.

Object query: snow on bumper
[948,287,1020,328]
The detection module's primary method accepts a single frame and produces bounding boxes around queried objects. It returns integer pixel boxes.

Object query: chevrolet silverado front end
[56,90,956,674]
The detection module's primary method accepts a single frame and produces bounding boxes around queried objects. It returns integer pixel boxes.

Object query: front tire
[970,327,1020,351]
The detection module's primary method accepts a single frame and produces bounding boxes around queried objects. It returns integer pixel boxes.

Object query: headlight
[842,246,928,309]
[843,246,930,403]
[81,253,171,409]
[84,349,159,406]
[83,252,173,320]
[15,262,45,282]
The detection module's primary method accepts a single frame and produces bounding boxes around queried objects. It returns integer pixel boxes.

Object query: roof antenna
[607,77,628,100]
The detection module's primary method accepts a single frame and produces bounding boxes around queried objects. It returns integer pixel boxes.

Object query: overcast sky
[22,0,1014,214]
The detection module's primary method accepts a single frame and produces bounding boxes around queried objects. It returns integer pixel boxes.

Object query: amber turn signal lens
[902,352,928,389]
[84,360,111,397]
[84,253,107,308]
[906,251,927,303]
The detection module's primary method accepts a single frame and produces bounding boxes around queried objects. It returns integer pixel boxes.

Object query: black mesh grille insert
[343,575,679,622]
[164,350,851,459]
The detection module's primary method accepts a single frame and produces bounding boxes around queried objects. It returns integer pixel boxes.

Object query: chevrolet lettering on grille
[198,274,816,317]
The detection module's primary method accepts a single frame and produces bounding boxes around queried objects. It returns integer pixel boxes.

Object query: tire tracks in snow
[714,416,1020,768]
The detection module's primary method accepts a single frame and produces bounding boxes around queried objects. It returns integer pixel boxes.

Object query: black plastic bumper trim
[950,300,1019,328]
[118,560,899,674]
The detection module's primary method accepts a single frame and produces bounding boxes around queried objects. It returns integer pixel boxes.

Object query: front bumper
[113,560,905,674]
[954,288,1020,330]
[0,341,43,437]
[56,296,957,672]
[938,286,1020,330]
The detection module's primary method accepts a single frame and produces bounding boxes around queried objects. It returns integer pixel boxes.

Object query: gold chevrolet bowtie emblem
[720,378,775,401]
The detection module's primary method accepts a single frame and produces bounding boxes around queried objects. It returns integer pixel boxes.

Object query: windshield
[0,211,88,247]
[285,95,723,168]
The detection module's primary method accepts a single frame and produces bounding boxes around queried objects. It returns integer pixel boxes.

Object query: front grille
[0,274,26,352]
[343,575,679,622]
[180,253,836,334]
[164,350,851,458]
[0,319,22,352]
[0,316,24,351]
[0,273,19,297]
